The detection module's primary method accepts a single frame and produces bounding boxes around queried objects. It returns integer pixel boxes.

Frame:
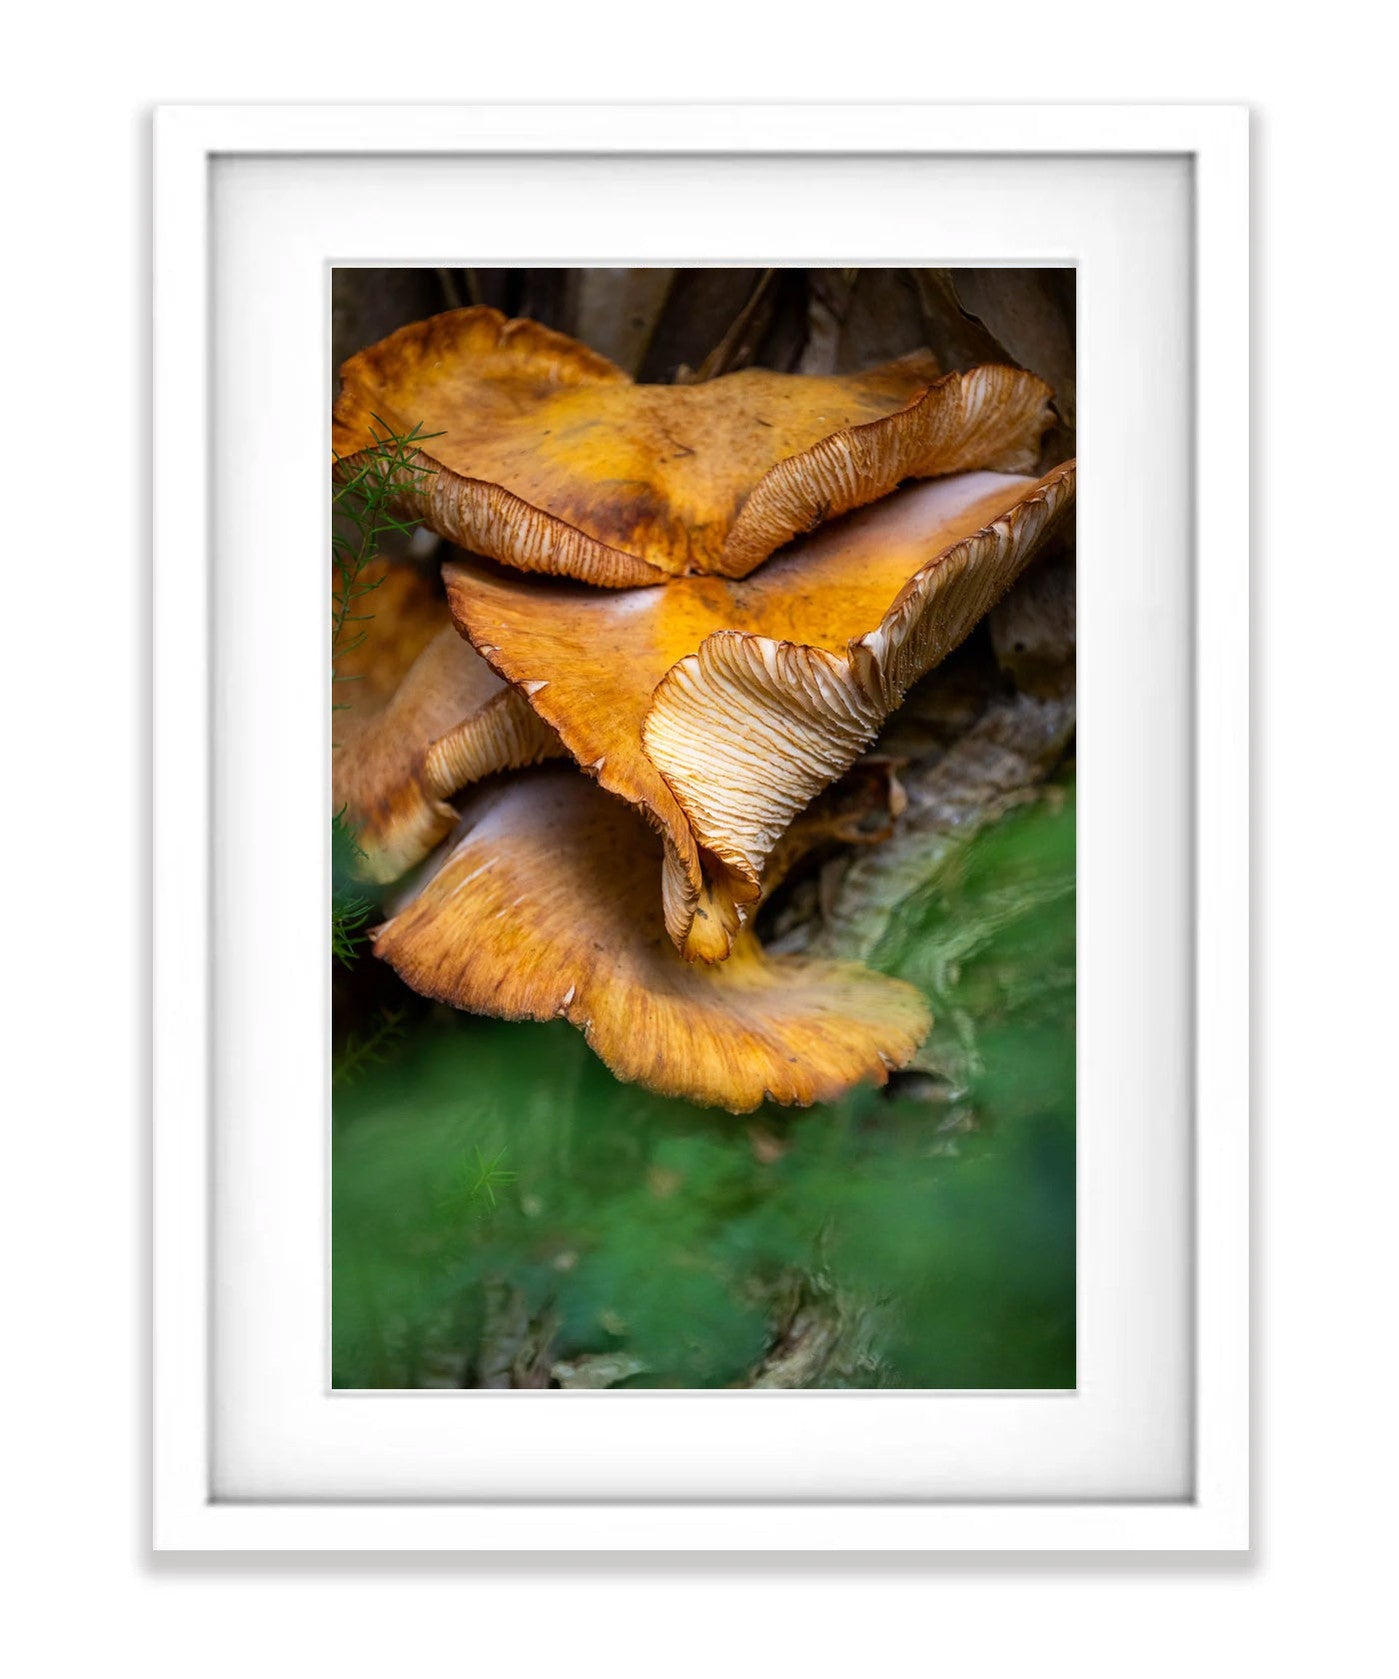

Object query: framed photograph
[153,104,1248,1551]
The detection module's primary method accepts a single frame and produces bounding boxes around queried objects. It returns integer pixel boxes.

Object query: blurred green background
[333,780,1075,1390]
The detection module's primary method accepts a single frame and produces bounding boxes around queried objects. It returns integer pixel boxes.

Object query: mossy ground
[332,784,1075,1389]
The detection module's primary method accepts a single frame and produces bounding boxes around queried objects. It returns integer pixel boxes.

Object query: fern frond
[333,1007,409,1088]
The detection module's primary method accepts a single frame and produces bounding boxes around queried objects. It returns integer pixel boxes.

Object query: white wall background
[3,6,1394,1673]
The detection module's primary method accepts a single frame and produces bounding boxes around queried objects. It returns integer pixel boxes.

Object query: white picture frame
[153,103,1249,1553]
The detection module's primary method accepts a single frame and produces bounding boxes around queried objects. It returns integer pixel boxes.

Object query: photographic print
[330,266,1076,1391]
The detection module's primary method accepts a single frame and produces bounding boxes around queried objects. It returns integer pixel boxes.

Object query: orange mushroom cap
[444,462,1075,960]
[373,767,931,1113]
[332,560,561,881]
[332,306,1055,586]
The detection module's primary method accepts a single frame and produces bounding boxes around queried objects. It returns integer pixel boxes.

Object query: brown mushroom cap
[444,462,1075,960]
[332,306,1055,587]
[332,561,560,881]
[331,556,444,695]
[373,767,931,1112]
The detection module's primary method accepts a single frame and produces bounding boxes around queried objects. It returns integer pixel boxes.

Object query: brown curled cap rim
[332,559,561,882]
[374,766,931,1113]
[332,305,1055,587]
[444,461,1076,959]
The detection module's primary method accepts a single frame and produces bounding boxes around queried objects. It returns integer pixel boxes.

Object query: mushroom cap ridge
[333,306,1054,586]
[374,766,931,1113]
[445,461,1076,958]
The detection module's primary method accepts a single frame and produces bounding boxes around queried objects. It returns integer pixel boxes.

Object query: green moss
[332,784,1076,1389]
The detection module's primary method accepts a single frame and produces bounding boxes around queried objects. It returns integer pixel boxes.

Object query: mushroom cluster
[333,305,1075,1113]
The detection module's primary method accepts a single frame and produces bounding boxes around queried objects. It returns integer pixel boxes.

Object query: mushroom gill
[444,461,1075,959]
[373,767,931,1113]
[332,559,561,881]
[332,306,1056,586]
